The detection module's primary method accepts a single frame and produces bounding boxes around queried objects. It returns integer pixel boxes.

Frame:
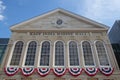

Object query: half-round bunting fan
[84,67,98,76]
[4,67,19,76]
[37,68,50,76]
[99,67,114,76]
[21,67,34,76]
[69,67,83,76]
[53,68,67,77]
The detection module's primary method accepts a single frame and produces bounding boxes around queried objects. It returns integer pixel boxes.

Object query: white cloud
[0,0,6,21]
[0,14,4,20]
[81,0,120,26]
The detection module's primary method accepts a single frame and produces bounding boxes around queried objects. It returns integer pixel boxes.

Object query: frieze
[29,32,90,36]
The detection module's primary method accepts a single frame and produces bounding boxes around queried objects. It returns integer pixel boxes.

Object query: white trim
[81,40,96,67]
[37,40,51,67]
[67,40,80,67]
[37,41,42,67]
[7,40,24,67]
[94,40,111,67]
[53,40,65,67]
[22,40,38,67]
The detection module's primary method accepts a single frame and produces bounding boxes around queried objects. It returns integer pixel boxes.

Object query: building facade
[0,38,9,66]
[108,20,120,69]
[108,20,120,44]
[1,9,120,80]
[111,44,120,69]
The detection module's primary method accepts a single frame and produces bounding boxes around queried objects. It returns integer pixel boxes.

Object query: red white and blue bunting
[4,67,114,76]
[84,67,98,76]
[99,67,114,76]
[53,68,66,76]
[21,67,34,76]
[4,67,19,76]
[69,67,83,76]
[37,68,50,76]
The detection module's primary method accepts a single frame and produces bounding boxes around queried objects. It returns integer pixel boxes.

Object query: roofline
[59,9,109,29]
[108,20,120,33]
[10,8,62,30]
[11,28,108,32]
[10,8,109,30]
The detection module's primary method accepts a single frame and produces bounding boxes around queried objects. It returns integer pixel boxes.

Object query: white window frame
[53,40,65,68]
[81,40,96,67]
[94,40,111,67]
[37,40,51,68]
[67,40,80,68]
[7,40,24,67]
[22,40,38,67]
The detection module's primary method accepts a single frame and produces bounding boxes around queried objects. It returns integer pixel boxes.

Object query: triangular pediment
[10,8,109,31]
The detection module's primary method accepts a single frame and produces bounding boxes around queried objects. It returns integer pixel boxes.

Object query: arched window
[69,41,79,66]
[95,41,109,66]
[10,41,24,66]
[40,41,50,66]
[55,41,64,66]
[82,41,94,66]
[25,41,37,66]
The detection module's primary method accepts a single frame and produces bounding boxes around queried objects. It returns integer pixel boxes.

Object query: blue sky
[0,0,120,38]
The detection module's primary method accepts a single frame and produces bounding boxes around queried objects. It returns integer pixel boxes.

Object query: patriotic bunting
[99,67,114,76]
[69,67,83,76]
[37,68,50,76]
[84,67,98,76]
[21,67,34,76]
[4,67,114,76]
[53,68,66,76]
[4,67,19,76]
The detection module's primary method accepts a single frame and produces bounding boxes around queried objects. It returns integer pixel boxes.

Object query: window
[69,41,79,66]
[82,41,94,66]
[95,41,109,66]
[40,41,50,66]
[10,41,24,66]
[55,41,64,66]
[0,45,7,64]
[25,41,37,66]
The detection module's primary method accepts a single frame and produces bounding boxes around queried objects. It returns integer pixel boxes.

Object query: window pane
[10,41,24,66]
[96,41,109,66]
[55,41,64,66]
[25,41,37,66]
[0,45,7,64]
[69,41,79,66]
[82,41,94,66]
[40,41,50,66]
